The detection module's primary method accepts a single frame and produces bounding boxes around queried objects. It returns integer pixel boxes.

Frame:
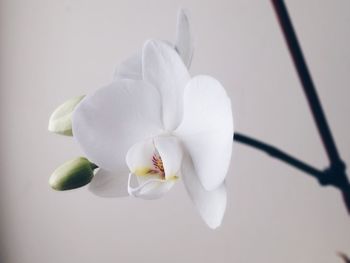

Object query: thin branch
[233,133,323,180]
[233,132,350,214]
[268,0,350,213]
[271,0,343,166]
[338,252,350,263]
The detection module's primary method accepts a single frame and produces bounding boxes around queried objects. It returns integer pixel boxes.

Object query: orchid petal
[113,51,142,81]
[182,154,227,229]
[175,9,194,68]
[72,79,163,171]
[112,43,175,81]
[143,40,190,131]
[89,168,129,197]
[175,75,233,190]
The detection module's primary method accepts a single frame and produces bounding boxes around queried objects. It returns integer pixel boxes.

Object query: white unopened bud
[48,95,85,136]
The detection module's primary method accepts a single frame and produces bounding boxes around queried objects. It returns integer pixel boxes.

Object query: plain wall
[0,0,349,262]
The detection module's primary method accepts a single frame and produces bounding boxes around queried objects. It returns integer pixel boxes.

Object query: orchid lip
[127,172,179,200]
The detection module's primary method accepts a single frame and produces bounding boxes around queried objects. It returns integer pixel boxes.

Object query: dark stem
[271,0,342,166]
[233,133,323,180]
[234,133,350,213]
[233,0,350,213]
[338,252,350,263]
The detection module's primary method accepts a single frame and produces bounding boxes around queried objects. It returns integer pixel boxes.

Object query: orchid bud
[48,95,85,136]
[49,157,97,191]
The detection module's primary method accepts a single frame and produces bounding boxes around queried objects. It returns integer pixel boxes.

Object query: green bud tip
[49,157,98,191]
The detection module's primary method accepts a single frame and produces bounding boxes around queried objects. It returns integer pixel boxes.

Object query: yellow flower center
[133,153,179,181]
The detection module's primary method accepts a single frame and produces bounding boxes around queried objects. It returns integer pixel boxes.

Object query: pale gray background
[1,0,349,262]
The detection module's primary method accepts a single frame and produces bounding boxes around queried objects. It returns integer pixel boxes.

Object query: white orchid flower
[72,39,233,229]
